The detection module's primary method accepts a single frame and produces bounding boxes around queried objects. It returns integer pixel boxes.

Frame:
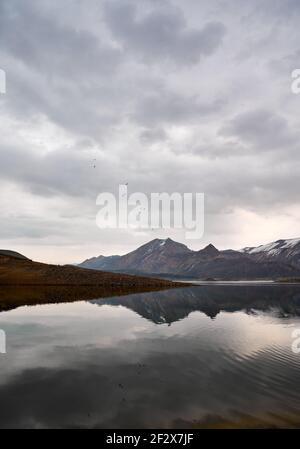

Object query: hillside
[0,253,183,291]
[0,250,29,260]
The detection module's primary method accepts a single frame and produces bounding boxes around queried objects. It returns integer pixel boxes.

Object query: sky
[0,0,300,264]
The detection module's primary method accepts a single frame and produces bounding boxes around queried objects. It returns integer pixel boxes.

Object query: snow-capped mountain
[240,238,300,268]
[78,237,300,280]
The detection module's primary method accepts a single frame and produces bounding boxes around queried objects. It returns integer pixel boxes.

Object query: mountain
[0,251,183,294]
[78,237,300,280]
[240,238,300,268]
[78,255,121,270]
[80,238,191,274]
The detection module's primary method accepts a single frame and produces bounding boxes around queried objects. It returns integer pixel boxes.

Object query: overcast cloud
[0,0,300,263]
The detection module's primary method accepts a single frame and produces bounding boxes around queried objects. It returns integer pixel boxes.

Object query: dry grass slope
[0,255,183,287]
[0,254,186,311]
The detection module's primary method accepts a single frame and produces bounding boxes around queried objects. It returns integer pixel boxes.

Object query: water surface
[0,285,300,428]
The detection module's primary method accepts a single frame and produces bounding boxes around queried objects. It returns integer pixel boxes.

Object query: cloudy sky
[0,0,300,264]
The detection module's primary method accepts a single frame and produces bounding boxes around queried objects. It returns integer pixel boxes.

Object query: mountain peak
[198,244,219,257]
[205,243,218,250]
[141,238,191,254]
[78,236,300,279]
[164,237,181,246]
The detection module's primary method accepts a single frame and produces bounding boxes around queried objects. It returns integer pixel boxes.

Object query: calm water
[0,285,300,429]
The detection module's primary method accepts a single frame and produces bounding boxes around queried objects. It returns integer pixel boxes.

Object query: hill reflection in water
[92,285,300,323]
[1,285,300,428]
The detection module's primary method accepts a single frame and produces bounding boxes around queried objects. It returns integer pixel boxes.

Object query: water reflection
[0,286,300,428]
[93,285,300,322]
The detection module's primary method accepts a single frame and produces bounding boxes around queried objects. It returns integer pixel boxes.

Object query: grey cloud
[0,216,69,240]
[0,0,299,257]
[269,50,300,77]
[176,141,247,159]
[220,109,298,151]
[0,0,127,140]
[0,0,122,80]
[253,0,300,18]
[0,0,224,140]
[0,144,121,198]
[104,1,226,65]
[139,127,168,144]
[134,90,225,126]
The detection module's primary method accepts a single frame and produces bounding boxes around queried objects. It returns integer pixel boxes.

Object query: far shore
[178,279,300,286]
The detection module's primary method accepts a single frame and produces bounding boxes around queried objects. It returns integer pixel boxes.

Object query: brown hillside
[0,254,182,289]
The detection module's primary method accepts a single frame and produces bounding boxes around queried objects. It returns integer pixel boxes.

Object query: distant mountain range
[78,237,300,280]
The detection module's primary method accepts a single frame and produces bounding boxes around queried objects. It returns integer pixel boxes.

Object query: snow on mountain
[78,237,300,279]
[241,238,300,256]
[240,238,300,268]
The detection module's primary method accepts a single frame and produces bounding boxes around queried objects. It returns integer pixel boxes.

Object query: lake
[0,285,300,428]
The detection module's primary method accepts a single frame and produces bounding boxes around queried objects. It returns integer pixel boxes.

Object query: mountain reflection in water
[0,285,300,429]
[92,285,300,322]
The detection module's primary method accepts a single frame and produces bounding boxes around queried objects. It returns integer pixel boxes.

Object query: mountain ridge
[78,237,300,280]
